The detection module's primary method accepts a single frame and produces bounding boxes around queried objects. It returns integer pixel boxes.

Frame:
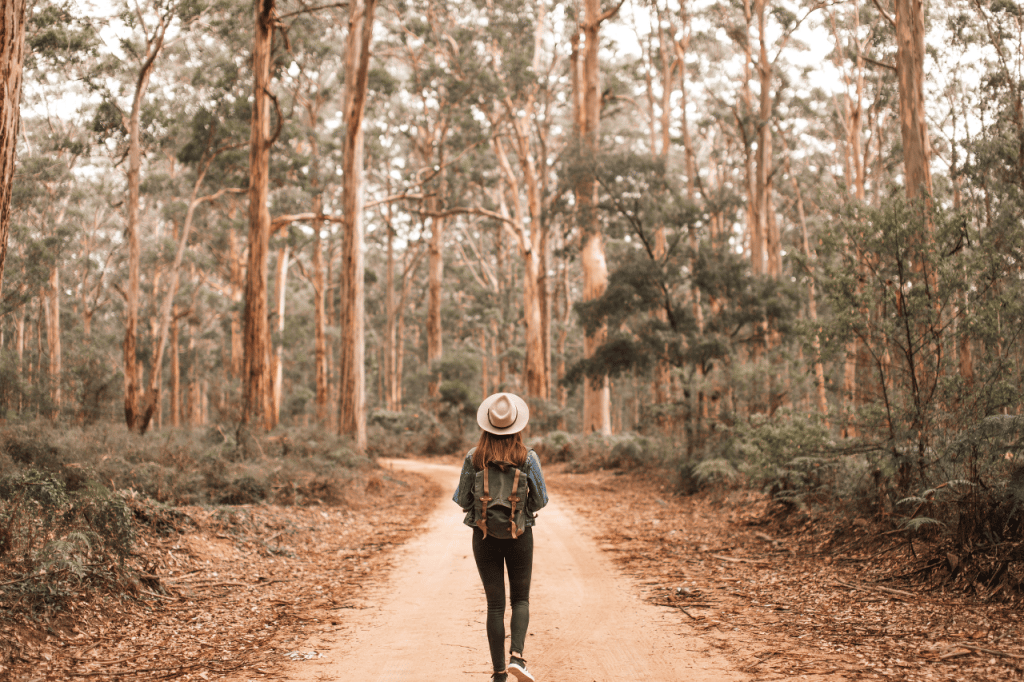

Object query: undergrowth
[0,420,376,619]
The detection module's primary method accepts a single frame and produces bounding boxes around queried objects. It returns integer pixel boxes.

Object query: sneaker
[508,657,535,682]
[491,672,508,682]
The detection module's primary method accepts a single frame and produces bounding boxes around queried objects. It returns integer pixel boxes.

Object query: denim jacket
[452,448,549,528]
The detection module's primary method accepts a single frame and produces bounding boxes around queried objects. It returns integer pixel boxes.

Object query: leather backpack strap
[476,468,491,539]
[507,468,522,539]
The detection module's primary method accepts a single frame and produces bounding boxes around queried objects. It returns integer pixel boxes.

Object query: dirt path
[280,459,745,682]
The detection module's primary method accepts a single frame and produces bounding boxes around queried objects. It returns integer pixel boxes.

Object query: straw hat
[477,393,530,435]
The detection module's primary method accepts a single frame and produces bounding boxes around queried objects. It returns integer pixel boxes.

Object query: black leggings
[472,526,533,673]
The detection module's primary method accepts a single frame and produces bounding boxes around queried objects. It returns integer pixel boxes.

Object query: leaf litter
[0,469,439,681]
[547,465,1024,682]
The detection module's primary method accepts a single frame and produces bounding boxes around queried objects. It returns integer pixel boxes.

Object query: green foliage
[367,409,468,458]
[0,422,369,508]
[0,469,137,617]
[537,432,663,472]
[691,458,739,488]
[528,430,572,462]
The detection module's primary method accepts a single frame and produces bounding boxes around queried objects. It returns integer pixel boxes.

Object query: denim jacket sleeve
[452,450,477,512]
[523,450,549,516]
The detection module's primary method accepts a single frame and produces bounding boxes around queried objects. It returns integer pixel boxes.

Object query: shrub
[560,432,661,472]
[0,470,137,616]
[529,430,572,462]
[367,409,468,457]
[0,421,372,507]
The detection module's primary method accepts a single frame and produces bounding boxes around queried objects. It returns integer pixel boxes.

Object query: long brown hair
[472,431,528,471]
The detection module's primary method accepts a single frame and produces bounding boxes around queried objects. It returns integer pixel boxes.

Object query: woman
[453,392,549,682]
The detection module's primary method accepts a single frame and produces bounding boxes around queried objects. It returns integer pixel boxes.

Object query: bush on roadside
[0,470,137,617]
[366,408,469,457]
[549,432,664,472]
[0,421,371,508]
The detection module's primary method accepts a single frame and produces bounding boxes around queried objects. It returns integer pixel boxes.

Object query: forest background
[0,0,1023,609]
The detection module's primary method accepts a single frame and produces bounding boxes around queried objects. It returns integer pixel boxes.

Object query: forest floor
[0,468,438,681]
[1,457,1021,681]
[547,464,1024,682]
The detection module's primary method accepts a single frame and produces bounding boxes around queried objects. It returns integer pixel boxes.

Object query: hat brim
[477,393,530,435]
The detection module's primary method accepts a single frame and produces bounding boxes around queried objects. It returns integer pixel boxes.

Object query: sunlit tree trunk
[242,0,275,429]
[170,307,180,427]
[576,0,619,435]
[555,231,571,417]
[740,0,761,275]
[755,0,779,279]
[491,131,547,401]
[426,211,444,398]
[141,174,234,433]
[394,249,421,411]
[271,244,289,427]
[124,19,168,430]
[45,267,61,415]
[894,0,935,481]
[311,204,329,422]
[337,0,376,450]
[0,0,26,302]
[894,0,932,202]
[228,229,244,378]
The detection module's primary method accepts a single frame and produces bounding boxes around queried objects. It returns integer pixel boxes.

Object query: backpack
[473,464,529,539]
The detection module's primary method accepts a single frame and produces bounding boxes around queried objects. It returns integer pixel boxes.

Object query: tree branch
[598,0,628,24]
[411,206,516,225]
[870,0,896,28]
[277,2,349,20]
[861,54,897,72]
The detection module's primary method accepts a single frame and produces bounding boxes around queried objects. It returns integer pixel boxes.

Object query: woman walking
[453,393,548,682]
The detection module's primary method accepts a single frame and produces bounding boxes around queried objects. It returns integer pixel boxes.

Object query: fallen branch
[954,644,1024,661]
[743,651,777,671]
[939,649,973,661]
[712,554,770,566]
[834,579,915,600]
[652,601,701,620]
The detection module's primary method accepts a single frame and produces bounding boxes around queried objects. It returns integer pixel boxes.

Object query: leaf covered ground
[4,458,1022,681]
[0,469,438,681]
[545,465,1024,682]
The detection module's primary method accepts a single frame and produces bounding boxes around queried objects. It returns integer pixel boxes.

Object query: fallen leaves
[548,466,1024,682]
[0,468,439,681]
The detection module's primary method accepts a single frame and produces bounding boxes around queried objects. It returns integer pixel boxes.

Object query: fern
[901,517,946,532]
[693,458,738,486]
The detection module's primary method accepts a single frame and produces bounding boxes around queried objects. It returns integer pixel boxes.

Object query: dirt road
[280,459,745,681]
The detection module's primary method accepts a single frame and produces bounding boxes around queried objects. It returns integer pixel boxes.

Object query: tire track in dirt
[276,459,746,682]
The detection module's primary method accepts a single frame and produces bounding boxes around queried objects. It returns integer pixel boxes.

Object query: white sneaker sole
[508,664,535,682]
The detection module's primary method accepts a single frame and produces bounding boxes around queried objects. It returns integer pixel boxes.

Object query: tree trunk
[755,0,779,279]
[272,243,289,427]
[384,217,395,410]
[393,244,424,411]
[229,229,244,378]
[741,0,761,275]
[170,308,180,427]
[426,212,444,398]
[791,167,829,424]
[337,0,376,450]
[140,175,225,433]
[187,317,200,425]
[893,0,932,201]
[491,132,547,400]
[46,267,61,415]
[124,30,165,430]
[0,0,26,302]
[556,232,571,414]
[576,0,616,435]
[242,0,275,429]
[312,200,329,422]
